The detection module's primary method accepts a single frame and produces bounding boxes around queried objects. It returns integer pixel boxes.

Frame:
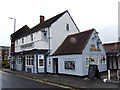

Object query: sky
[0,0,119,46]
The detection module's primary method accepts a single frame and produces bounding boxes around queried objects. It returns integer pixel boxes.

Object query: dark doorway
[53,58,58,74]
[22,56,25,71]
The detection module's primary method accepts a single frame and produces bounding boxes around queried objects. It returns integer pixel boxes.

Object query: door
[53,58,58,74]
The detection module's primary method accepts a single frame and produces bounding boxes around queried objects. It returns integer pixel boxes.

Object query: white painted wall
[47,30,107,76]
[47,55,85,76]
[82,30,107,75]
[50,12,79,55]
[15,28,49,52]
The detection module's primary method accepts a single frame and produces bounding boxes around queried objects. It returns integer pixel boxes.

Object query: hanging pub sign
[89,44,101,52]
[64,61,75,70]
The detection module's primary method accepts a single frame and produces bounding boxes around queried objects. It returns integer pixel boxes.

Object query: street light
[9,17,16,32]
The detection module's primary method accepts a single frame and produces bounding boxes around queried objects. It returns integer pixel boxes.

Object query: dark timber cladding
[53,29,95,55]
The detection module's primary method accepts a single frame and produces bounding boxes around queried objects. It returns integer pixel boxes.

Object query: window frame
[66,24,69,31]
[22,38,24,44]
[31,34,33,41]
[38,55,44,67]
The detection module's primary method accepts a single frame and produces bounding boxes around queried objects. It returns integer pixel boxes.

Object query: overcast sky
[0,0,119,46]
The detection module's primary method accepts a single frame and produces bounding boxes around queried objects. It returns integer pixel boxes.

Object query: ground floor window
[86,57,95,66]
[16,56,22,65]
[39,59,44,66]
[26,55,34,66]
[64,61,75,70]
[48,59,51,66]
[38,55,44,67]
[100,56,106,64]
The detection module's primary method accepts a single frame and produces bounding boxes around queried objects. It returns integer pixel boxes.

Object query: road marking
[2,71,76,89]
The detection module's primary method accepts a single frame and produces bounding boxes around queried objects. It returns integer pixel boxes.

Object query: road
[1,71,66,89]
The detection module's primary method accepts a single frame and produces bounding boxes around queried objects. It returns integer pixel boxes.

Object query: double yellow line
[2,71,76,89]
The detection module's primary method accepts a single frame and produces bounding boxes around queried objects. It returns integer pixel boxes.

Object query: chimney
[40,15,45,23]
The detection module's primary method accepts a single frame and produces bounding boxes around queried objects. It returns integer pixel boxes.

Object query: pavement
[2,68,120,89]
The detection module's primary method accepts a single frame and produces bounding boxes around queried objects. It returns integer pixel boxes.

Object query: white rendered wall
[15,28,49,52]
[47,55,84,76]
[82,30,107,75]
[50,12,79,55]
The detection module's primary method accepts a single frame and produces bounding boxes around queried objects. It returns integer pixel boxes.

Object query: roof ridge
[68,28,95,37]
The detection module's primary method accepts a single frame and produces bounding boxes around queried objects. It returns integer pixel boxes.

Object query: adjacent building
[103,42,120,70]
[10,10,107,76]
[0,46,10,68]
[0,46,10,61]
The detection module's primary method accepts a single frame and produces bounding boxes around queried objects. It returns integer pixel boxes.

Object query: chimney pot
[40,15,45,23]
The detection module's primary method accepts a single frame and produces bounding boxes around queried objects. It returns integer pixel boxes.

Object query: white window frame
[48,59,51,67]
[38,55,44,68]
[86,57,89,67]
[66,23,69,31]
[31,34,33,41]
[26,55,34,66]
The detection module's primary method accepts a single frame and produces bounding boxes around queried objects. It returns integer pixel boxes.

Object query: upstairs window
[31,34,33,41]
[66,24,69,31]
[16,40,18,45]
[22,38,24,44]
[41,29,47,41]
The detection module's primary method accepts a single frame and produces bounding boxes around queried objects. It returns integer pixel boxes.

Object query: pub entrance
[53,58,58,74]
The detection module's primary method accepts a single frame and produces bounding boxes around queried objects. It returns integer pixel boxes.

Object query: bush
[2,61,10,69]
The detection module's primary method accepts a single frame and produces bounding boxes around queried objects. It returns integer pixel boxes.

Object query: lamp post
[9,17,16,32]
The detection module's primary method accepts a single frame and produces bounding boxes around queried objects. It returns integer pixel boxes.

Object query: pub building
[10,10,107,76]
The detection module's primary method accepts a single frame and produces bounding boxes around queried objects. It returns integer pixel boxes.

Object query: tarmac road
[1,71,64,89]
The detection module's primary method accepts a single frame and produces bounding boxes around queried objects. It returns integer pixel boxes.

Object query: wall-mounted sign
[89,44,101,52]
[21,42,34,49]
[65,61,75,70]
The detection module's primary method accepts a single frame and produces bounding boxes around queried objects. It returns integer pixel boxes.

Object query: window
[64,61,75,70]
[31,34,33,41]
[85,57,95,67]
[16,56,22,65]
[48,59,51,66]
[100,56,106,64]
[41,30,47,40]
[26,55,34,66]
[22,38,24,44]
[86,58,89,66]
[39,59,44,66]
[96,58,99,65]
[16,40,18,45]
[66,24,69,31]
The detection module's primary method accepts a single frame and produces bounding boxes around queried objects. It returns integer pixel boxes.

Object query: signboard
[89,44,101,52]
[21,42,34,49]
[88,65,101,79]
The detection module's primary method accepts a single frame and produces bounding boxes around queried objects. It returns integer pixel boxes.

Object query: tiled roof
[30,10,68,33]
[11,25,30,41]
[103,42,120,53]
[53,29,95,55]
[11,10,68,41]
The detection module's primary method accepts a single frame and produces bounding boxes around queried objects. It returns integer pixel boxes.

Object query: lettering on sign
[21,43,33,49]
[89,44,101,52]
